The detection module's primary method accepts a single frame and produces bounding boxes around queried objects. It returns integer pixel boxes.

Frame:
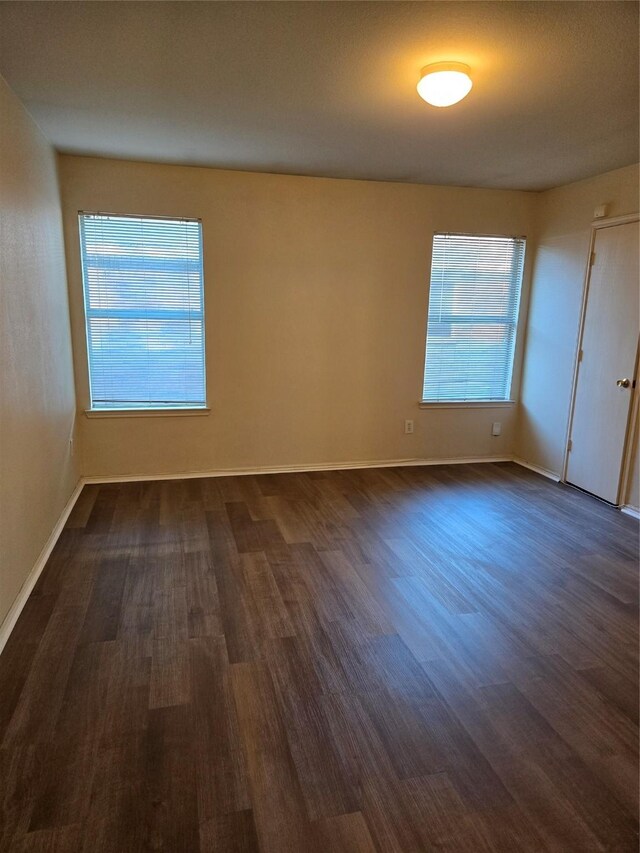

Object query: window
[79,213,206,411]
[422,233,525,403]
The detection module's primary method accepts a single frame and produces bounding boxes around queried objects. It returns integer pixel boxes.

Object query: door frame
[561,212,640,505]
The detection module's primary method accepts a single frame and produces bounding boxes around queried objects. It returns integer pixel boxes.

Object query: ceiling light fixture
[417,62,473,107]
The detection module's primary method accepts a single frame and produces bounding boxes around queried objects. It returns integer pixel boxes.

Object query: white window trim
[421,231,526,405]
[418,400,516,409]
[85,407,211,418]
[78,210,208,413]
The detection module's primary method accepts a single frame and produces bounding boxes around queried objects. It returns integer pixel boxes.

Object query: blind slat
[422,234,525,403]
[79,214,207,410]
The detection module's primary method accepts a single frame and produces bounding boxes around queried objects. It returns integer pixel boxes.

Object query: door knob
[616,378,631,388]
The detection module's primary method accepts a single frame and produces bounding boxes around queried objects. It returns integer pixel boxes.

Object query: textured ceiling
[0,1,638,190]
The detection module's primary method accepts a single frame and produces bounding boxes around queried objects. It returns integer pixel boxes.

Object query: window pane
[422,234,525,402]
[79,214,206,409]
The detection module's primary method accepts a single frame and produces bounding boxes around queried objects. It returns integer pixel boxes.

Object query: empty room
[0,1,639,850]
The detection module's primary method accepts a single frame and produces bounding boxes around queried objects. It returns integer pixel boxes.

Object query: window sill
[419,401,516,410]
[85,407,210,419]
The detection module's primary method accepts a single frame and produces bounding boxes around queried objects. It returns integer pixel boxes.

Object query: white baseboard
[514,459,640,517]
[0,478,84,656]
[418,455,512,467]
[0,452,562,657]
[512,457,561,482]
[82,454,514,485]
[621,505,640,520]
[0,454,515,655]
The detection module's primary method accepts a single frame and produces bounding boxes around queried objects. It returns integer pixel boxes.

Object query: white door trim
[562,213,640,504]
[618,343,640,508]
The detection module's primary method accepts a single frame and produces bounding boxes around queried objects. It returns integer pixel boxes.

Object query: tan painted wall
[0,78,79,629]
[58,155,536,478]
[516,164,639,505]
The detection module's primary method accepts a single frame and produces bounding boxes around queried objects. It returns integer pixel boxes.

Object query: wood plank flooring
[0,462,638,852]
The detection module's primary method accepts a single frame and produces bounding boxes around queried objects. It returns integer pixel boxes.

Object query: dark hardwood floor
[0,462,638,852]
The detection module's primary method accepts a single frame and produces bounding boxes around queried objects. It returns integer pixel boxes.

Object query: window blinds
[79,213,206,410]
[422,233,525,403]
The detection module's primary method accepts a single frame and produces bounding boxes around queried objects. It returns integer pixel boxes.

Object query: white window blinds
[422,233,525,403]
[79,213,206,410]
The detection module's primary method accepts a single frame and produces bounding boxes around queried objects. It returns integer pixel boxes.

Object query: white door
[566,220,639,504]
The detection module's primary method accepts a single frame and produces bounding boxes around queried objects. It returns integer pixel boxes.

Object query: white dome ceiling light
[417,62,473,107]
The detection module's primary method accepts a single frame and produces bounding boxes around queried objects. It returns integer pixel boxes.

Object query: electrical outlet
[491,421,501,437]
[404,419,414,435]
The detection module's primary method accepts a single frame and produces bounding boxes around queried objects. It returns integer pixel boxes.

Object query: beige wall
[516,164,639,503]
[0,78,79,630]
[0,87,635,641]
[58,155,536,478]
